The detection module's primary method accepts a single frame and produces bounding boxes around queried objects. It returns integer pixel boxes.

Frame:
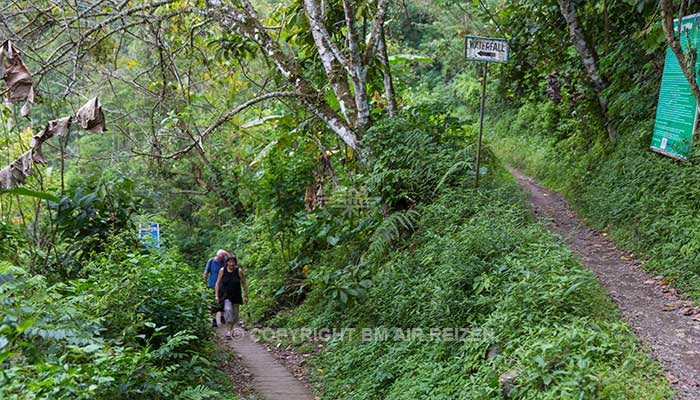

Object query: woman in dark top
[214,254,249,338]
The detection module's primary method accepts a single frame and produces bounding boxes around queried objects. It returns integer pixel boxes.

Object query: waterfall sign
[651,14,700,160]
[464,35,509,188]
[464,36,509,64]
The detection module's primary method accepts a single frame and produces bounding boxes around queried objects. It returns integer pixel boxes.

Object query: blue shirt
[205,258,224,289]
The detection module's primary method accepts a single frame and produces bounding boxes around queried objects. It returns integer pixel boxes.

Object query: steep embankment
[509,166,700,398]
[226,105,674,399]
[489,102,700,299]
[269,174,672,399]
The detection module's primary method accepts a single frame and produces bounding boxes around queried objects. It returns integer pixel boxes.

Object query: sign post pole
[475,62,488,188]
[464,35,509,188]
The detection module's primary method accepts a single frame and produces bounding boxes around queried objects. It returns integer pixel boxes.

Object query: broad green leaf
[388,54,433,64]
[1,187,60,202]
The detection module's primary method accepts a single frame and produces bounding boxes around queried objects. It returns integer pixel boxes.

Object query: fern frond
[369,210,420,256]
[434,159,473,194]
[176,384,221,400]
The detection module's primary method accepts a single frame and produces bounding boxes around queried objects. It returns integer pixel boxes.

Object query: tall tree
[205,0,391,150]
[557,0,617,142]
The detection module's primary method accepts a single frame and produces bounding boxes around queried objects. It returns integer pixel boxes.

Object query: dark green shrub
[365,102,477,210]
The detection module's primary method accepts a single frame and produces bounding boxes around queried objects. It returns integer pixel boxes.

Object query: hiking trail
[216,326,314,400]
[509,166,700,399]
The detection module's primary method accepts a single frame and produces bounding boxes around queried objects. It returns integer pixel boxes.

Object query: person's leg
[224,300,233,337]
[231,303,239,329]
[209,289,218,327]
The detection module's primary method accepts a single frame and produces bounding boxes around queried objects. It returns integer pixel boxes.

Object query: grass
[272,171,672,399]
[488,101,700,300]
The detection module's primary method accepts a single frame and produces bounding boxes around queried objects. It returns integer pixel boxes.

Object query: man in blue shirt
[204,249,228,327]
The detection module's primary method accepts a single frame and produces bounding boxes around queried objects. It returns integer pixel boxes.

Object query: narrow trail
[508,167,700,399]
[216,326,314,400]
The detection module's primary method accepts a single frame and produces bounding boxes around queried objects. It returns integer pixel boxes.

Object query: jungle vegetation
[0,0,691,398]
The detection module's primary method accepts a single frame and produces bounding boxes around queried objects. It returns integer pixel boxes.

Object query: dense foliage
[484,1,700,298]
[0,0,687,398]
[258,107,671,399]
[0,233,236,399]
[312,187,670,399]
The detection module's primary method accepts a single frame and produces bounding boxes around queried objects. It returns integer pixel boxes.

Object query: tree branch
[134,91,299,160]
[363,0,389,64]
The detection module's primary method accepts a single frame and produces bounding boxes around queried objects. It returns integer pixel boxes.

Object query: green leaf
[241,115,284,129]
[82,344,102,353]
[388,54,433,64]
[1,187,60,202]
[563,281,583,298]
[0,350,18,364]
[274,285,287,297]
[16,317,36,333]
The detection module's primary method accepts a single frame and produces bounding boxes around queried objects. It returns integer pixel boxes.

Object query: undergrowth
[490,101,700,299]
[0,237,237,400]
[282,181,670,399]
[256,106,672,399]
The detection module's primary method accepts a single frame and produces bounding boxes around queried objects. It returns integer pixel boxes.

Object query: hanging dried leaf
[0,98,104,189]
[28,116,71,165]
[0,40,35,115]
[0,167,10,189]
[75,97,106,133]
[0,151,33,189]
[0,116,73,188]
[29,116,71,148]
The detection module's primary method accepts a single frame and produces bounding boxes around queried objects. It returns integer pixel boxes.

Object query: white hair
[216,249,229,257]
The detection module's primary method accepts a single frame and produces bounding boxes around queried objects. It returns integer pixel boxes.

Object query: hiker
[215,254,249,339]
[204,249,229,327]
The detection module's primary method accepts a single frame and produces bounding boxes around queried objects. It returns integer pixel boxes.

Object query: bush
[0,242,237,400]
[365,102,478,210]
[307,185,671,399]
[78,239,210,344]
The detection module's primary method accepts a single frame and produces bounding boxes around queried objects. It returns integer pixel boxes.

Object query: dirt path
[216,326,314,400]
[508,167,700,399]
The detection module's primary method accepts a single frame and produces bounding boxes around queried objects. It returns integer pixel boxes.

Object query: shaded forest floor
[508,166,700,399]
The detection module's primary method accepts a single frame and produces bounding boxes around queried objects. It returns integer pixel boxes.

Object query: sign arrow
[464,35,509,64]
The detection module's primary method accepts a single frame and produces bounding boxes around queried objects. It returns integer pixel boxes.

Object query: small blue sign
[139,223,160,248]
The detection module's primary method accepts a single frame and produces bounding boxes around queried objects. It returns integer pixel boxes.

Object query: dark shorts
[208,289,222,313]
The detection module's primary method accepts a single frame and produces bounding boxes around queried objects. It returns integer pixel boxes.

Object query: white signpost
[464,35,510,188]
[465,36,510,63]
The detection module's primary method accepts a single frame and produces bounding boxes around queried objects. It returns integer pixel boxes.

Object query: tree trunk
[557,0,617,142]
[303,0,357,125]
[378,25,397,116]
[660,0,700,107]
[342,0,370,132]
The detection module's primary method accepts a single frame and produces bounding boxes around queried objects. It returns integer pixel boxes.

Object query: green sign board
[652,14,700,160]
